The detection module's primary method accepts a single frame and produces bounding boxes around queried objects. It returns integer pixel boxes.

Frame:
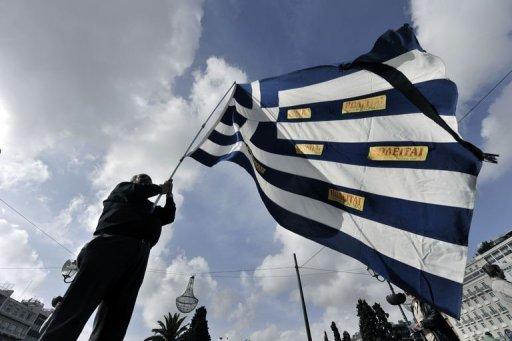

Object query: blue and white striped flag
[190,25,487,318]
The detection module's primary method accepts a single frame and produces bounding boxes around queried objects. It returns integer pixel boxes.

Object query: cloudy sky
[1,0,511,340]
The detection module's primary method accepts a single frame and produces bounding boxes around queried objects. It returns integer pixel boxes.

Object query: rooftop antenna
[176,276,198,313]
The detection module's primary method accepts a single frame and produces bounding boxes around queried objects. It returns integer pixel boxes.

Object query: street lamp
[176,276,198,313]
[61,259,78,283]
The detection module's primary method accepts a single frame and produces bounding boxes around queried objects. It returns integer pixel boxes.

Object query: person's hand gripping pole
[160,179,173,197]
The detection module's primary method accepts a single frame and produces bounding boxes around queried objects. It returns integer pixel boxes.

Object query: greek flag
[190,25,488,318]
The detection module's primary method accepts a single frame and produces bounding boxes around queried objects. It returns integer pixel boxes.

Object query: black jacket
[94,182,176,246]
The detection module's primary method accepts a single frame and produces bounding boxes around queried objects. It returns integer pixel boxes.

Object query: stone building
[0,286,52,340]
[450,231,512,340]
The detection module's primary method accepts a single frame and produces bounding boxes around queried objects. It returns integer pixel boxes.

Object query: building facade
[450,232,512,340]
[0,286,52,340]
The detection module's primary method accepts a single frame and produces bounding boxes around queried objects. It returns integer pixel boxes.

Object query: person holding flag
[40,174,175,341]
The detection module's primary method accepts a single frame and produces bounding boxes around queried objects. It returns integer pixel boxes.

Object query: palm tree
[145,312,188,341]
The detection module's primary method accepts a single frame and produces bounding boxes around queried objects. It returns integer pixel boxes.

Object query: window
[507,314,512,320]
[497,302,507,312]
[498,316,504,323]
[500,246,511,256]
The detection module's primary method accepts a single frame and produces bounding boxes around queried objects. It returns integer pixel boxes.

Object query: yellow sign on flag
[368,146,429,161]
[287,107,312,119]
[342,95,386,114]
[246,145,266,174]
[253,160,266,174]
[328,189,365,211]
[295,144,324,155]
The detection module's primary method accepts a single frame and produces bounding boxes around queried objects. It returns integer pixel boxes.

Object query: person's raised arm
[131,183,162,199]
[153,180,176,225]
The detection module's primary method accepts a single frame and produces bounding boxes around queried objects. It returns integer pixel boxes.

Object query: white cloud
[480,82,512,180]
[137,254,218,328]
[0,1,254,339]
[0,219,47,298]
[38,195,89,252]
[0,98,52,189]
[191,57,246,119]
[0,0,205,189]
[91,56,247,195]
[250,324,304,341]
[0,156,50,190]
[210,289,236,318]
[80,201,104,233]
[0,6,252,338]
[410,1,512,180]
[252,226,408,339]
[227,292,260,332]
[52,196,86,231]
[250,323,279,341]
[410,0,512,108]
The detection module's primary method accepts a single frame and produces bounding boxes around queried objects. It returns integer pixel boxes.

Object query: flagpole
[294,253,312,341]
[152,82,236,208]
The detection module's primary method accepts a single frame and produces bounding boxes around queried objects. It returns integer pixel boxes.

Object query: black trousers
[39,235,150,341]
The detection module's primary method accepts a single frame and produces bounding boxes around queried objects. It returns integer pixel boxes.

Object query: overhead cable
[0,197,75,256]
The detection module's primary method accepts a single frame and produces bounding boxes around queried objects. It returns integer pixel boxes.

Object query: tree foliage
[145,312,188,341]
[324,330,329,341]
[356,299,395,340]
[372,303,393,339]
[357,299,378,340]
[182,306,211,341]
[476,240,494,255]
[331,321,342,341]
[342,330,351,341]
